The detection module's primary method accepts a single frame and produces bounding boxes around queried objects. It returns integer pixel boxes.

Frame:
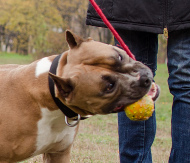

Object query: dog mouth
[112,105,125,113]
[112,82,160,113]
[147,82,160,101]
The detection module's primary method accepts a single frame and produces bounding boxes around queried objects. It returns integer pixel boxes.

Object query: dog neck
[48,54,88,120]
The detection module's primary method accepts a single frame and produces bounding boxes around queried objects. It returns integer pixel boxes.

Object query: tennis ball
[124,95,154,121]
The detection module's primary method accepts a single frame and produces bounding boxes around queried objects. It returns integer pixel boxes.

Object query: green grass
[155,64,172,122]
[0,52,33,64]
[0,54,172,162]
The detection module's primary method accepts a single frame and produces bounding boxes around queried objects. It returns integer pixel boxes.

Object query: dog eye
[105,83,115,92]
[102,75,116,93]
[118,54,123,61]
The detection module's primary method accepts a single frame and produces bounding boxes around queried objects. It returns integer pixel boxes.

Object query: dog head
[49,30,154,116]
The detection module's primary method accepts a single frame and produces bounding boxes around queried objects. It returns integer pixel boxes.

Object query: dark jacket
[86,0,190,34]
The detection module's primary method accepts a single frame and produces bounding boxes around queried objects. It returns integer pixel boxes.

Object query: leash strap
[48,54,87,120]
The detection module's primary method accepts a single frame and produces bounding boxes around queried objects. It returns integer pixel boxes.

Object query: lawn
[0,53,173,163]
[0,52,33,64]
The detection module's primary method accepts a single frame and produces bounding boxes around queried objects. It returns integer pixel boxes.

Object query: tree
[0,0,63,55]
[0,0,113,56]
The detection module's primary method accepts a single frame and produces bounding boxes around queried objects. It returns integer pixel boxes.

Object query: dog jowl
[0,30,154,162]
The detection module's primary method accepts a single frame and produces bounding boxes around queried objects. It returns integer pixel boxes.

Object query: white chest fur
[33,108,77,156]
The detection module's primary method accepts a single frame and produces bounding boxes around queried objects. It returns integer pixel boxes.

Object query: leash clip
[65,114,81,127]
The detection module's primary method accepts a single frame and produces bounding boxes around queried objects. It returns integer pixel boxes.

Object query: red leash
[89,0,136,61]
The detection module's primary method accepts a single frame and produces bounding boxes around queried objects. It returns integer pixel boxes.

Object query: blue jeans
[115,29,190,163]
[168,29,190,163]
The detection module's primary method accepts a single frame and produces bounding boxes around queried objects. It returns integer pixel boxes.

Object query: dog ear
[49,72,73,98]
[66,30,84,49]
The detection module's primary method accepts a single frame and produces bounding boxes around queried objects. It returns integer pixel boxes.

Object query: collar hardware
[65,114,81,127]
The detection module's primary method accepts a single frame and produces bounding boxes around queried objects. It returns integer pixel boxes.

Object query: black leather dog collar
[48,54,80,119]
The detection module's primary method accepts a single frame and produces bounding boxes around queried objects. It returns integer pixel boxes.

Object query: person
[86,1,190,162]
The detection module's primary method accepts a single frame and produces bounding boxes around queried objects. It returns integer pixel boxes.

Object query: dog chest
[33,108,77,155]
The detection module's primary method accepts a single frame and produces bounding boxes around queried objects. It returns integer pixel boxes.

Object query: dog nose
[139,75,151,87]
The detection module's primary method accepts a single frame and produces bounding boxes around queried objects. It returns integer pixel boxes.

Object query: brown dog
[0,30,154,162]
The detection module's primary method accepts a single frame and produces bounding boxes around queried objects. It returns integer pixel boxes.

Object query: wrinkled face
[51,31,153,116]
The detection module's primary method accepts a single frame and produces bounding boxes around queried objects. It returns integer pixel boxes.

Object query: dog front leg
[43,146,72,163]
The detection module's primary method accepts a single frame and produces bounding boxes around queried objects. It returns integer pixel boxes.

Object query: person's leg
[115,29,158,163]
[168,29,190,163]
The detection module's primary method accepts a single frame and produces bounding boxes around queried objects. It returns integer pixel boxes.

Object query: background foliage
[0,0,167,62]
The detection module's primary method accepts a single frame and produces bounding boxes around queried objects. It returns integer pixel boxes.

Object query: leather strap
[48,54,82,120]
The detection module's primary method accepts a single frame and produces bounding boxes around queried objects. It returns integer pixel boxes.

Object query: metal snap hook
[65,114,81,127]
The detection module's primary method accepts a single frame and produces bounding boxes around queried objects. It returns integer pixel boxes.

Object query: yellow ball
[124,95,154,121]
